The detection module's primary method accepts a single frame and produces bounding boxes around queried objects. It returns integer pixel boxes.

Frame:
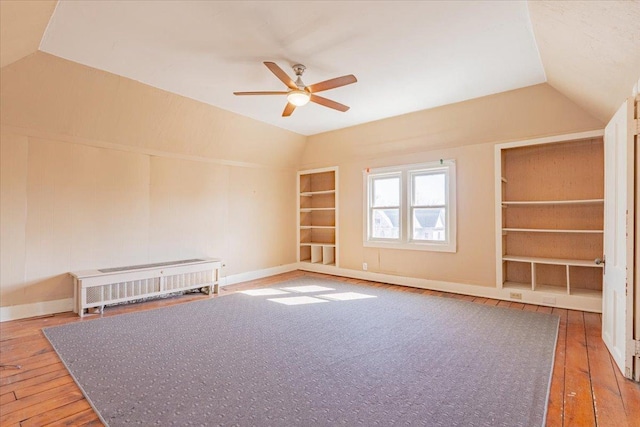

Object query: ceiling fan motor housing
[292,64,306,89]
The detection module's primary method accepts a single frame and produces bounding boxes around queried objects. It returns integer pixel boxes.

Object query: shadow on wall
[2,274,74,307]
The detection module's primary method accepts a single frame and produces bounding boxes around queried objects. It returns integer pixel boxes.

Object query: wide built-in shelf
[502,255,602,268]
[502,198,603,206]
[503,281,601,298]
[502,228,603,234]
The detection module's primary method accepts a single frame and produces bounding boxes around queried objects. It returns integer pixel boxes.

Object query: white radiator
[71,258,223,317]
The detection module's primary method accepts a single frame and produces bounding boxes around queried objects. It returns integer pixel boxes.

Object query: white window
[364,160,456,252]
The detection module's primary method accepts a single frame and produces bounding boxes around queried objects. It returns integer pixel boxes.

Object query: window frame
[368,172,402,241]
[363,160,456,253]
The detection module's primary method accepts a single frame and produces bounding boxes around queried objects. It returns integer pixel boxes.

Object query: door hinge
[635,340,640,357]
[634,118,639,136]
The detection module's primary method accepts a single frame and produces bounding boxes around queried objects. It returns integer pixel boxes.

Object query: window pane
[413,173,445,206]
[372,209,400,238]
[372,176,400,207]
[412,208,446,241]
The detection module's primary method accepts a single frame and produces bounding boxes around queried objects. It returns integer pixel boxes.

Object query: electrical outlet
[509,292,522,300]
[362,262,368,271]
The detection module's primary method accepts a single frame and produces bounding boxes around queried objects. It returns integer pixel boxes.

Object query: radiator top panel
[98,259,205,273]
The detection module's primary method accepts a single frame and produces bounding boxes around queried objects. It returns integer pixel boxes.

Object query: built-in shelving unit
[495,132,605,308]
[297,167,338,267]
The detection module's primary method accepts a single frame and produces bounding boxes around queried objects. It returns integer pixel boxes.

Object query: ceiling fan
[234,62,357,117]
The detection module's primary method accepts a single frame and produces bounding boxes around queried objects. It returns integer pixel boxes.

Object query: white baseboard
[221,263,298,287]
[0,264,298,322]
[297,263,602,313]
[0,298,74,323]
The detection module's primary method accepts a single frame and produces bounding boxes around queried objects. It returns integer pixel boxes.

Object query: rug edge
[42,328,111,427]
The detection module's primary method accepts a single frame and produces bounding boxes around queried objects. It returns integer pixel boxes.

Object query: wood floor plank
[0,383,82,425]
[20,399,93,427]
[546,308,567,427]
[0,362,65,387]
[42,408,103,427]
[563,310,596,427]
[522,303,539,312]
[0,352,59,380]
[0,390,17,404]
[583,312,629,427]
[482,298,500,306]
[537,306,554,314]
[3,366,68,394]
[508,302,525,310]
[14,374,74,399]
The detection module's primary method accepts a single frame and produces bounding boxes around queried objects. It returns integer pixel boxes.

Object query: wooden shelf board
[502,199,604,206]
[300,226,335,229]
[300,190,335,196]
[503,282,601,298]
[299,243,336,247]
[502,228,603,234]
[300,207,336,212]
[503,255,602,268]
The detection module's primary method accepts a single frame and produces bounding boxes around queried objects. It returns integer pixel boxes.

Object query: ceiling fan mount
[234,62,357,117]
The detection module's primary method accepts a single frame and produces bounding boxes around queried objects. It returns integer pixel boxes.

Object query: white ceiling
[40,1,547,136]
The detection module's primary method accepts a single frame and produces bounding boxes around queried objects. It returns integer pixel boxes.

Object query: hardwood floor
[1,271,639,426]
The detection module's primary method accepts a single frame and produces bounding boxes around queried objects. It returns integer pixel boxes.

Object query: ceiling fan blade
[233,91,288,95]
[282,103,296,117]
[264,62,297,90]
[310,94,350,112]
[306,75,357,93]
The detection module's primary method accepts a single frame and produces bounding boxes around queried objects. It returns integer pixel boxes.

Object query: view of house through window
[371,174,400,238]
[411,171,446,241]
[365,161,456,252]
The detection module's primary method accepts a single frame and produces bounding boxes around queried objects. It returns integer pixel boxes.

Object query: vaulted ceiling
[2,1,639,136]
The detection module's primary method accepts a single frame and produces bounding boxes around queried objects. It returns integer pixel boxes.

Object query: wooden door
[603,98,635,378]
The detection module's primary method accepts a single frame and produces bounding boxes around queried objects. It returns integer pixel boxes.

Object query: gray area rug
[44,277,559,426]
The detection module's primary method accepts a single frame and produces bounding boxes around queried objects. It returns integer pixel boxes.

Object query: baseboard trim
[1,298,74,323]
[297,263,602,313]
[221,263,299,287]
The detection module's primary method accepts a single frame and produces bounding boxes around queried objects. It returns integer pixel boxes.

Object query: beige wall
[0,51,606,308]
[0,52,305,307]
[302,84,603,287]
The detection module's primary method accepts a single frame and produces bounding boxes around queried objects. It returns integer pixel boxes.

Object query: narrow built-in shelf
[501,199,604,206]
[300,207,336,212]
[502,255,602,268]
[502,228,603,234]
[300,190,336,197]
[300,243,336,247]
[300,226,335,229]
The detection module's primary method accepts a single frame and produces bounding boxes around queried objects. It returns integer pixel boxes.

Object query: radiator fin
[85,278,160,304]
[164,271,213,291]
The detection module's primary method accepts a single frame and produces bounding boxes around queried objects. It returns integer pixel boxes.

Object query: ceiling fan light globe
[287,90,311,107]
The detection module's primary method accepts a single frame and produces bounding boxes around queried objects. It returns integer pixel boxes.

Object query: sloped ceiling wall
[528,0,640,122]
[0,0,57,68]
[1,1,638,126]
